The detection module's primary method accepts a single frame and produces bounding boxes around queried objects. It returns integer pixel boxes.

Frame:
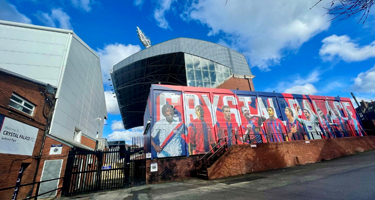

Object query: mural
[145,85,367,159]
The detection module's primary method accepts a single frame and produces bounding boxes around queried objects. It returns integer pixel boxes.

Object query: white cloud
[104,91,120,115]
[107,126,144,142]
[97,43,141,85]
[320,35,375,62]
[36,8,72,30]
[271,70,320,94]
[0,0,31,24]
[181,0,331,71]
[284,83,318,94]
[111,120,124,131]
[134,0,145,8]
[352,65,375,93]
[154,0,176,29]
[71,0,95,12]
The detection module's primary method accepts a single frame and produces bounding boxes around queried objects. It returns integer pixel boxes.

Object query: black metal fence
[62,136,146,196]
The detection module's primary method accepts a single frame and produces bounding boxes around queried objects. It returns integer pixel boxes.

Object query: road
[62,150,375,200]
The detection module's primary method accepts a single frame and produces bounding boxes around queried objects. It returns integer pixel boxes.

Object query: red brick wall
[81,135,96,149]
[146,156,201,184]
[33,136,72,198]
[216,76,255,91]
[0,72,48,199]
[207,136,375,179]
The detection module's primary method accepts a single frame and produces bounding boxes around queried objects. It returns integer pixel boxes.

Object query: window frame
[9,93,36,116]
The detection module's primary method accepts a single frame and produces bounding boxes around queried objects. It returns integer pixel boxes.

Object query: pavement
[58,150,375,200]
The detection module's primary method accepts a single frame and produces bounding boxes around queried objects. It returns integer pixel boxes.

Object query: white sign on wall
[0,115,38,156]
[150,163,158,172]
[49,144,63,155]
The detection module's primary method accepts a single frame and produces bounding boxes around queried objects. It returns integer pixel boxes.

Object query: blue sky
[1,0,375,143]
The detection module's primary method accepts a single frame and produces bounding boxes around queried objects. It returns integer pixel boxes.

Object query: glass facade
[184,53,233,88]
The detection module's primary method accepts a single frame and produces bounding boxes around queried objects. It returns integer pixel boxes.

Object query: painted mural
[146,85,366,159]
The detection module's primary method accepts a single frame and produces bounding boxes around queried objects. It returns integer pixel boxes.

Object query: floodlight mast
[136,26,151,48]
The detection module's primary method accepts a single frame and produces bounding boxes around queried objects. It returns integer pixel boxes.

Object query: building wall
[34,136,72,198]
[216,76,255,91]
[50,36,107,142]
[146,136,375,183]
[0,71,48,199]
[81,135,97,149]
[0,20,107,145]
[207,136,375,179]
[0,20,72,87]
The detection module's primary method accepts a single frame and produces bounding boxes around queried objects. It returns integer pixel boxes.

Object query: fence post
[62,150,76,196]
[95,151,103,191]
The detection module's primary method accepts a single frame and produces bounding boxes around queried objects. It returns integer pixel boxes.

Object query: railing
[0,177,64,200]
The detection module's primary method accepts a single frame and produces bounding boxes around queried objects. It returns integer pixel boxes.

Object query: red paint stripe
[160,122,183,149]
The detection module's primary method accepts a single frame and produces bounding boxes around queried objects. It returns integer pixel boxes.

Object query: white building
[0,20,107,147]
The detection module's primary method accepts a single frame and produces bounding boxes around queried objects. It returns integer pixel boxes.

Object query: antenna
[136,26,151,48]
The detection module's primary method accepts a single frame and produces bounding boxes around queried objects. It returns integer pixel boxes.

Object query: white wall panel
[50,36,107,141]
[0,23,70,87]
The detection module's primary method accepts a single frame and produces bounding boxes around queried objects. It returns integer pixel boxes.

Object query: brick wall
[207,136,375,179]
[0,71,49,199]
[33,136,72,198]
[81,135,97,149]
[146,156,201,184]
[216,76,255,91]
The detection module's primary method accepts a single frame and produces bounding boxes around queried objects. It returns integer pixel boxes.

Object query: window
[9,93,35,116]
[184,54,233,88]
[73,128,82,143]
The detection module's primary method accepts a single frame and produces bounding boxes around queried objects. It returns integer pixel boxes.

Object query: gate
[62,137,146,196]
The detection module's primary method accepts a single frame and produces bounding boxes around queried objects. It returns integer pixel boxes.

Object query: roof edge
[0,20,74,34]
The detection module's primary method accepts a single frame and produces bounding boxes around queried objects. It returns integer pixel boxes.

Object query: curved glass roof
[112,38,252,129]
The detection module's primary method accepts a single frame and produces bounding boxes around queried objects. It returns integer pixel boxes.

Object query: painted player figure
[151,104,184,158]
[346,109,366,137]
[329,108,350,137]
[284,107,307,141]
[295,105,323,140]
[188,105,216,155]
[317,108,335,138]
[262,107,287,142]
[217,105,241,147]
[240,106,266,143]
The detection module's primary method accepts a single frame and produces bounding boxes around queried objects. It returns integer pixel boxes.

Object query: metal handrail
[0,177,64,200]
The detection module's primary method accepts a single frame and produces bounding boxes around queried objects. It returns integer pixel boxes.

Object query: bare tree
[312,0,374,23]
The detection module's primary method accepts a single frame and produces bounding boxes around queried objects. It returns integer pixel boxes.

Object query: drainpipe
[27,85,56,198]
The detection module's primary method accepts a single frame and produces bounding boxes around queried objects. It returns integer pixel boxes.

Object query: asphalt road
[63,150,375,200]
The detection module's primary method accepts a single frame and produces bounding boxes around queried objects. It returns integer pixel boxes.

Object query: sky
[1,0,375,143]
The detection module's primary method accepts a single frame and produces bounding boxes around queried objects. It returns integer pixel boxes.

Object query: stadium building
[0,20,107,198]
[112,37,255,129]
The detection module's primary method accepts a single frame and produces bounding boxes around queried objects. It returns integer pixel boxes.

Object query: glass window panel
[223,73,230,79]
[187,69,195,80]
[24,102,34,109]
[196,81,203,87]
[22,107,32,115]
[193,57,200,70]
[188,80,196,87]
[11,95,23,103]
[209,72,216,82]
[9,101,22,111]
[209,62,215,71]
[202,71,209,82]
[195,69,203,82]
[203,82,210,87]
[217,73,224,83]
[201,59,208,71]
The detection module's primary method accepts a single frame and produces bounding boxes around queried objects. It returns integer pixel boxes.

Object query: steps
[196,137,232,180]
